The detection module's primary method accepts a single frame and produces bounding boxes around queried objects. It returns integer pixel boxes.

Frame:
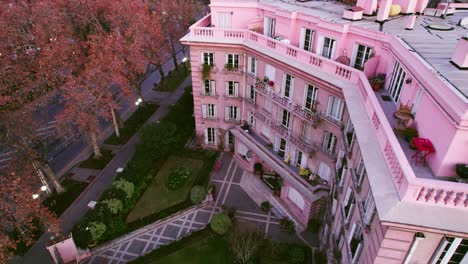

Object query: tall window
[282,109,291,128]
[348,221,363,262]
[327,96,344,122]
[249,85,256,102]
[202,104,216,119]
[321,37,336,59]
[388,61,407,103]
[300,120,312,143]
[283,74,293,99]
[342,187,355,222]
[225,81,239,97]
[432,237,468,264]
[218,12,232,29]
[304,85,318,112]
[202,52,214,65]
[265,64,276,82]
[249,111,255,126]
[264,17,276,37]
[248,57,257,76]
[205,128,216,144]
[317,162,331,182]
[353,44,373,69]
[225,106,239,121]
[354,156,366,187]
[300,28,314,52]
[362,191,375,226]
[226,54,239,69]
[203,80,216,96]
[323,131,337,154]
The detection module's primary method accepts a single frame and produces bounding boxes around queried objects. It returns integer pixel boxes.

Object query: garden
[71,87,218,248]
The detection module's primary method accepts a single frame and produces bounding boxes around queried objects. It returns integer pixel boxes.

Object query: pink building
[182,0,468,263]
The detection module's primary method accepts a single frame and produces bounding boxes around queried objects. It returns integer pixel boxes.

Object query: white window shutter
[225,107,229,121]
[348,222,356,243]
[316,36,324,55]
[343,187,351,207]
[234,82,239,96]
[247,57,252,73]
[210,80,216,95]
[327,96,333,115]
[204,129,208,144]
[254,59,258,76]
[225,82,229,95]
[214,105,217,118]
[299,28,306,49]
[350,44,358,67]
[236,107,240,120]
[301,153,308,167]
[282,73,286,95]
[303,84,308,108]
[225,54,229,64]
[331,39,337,60]
[290,77,295,99]
[201,52,204,64]
[338,100,344,121]
[202,105,207,118]
[263,17,268,36]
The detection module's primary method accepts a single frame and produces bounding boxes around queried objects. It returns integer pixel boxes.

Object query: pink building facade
[182,0,468,263]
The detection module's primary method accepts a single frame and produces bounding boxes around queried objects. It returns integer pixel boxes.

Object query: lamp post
[182,57,188,76]
[135,98,143,107]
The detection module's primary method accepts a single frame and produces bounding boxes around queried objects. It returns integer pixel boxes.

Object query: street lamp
[41,185,48,192]
[32,194,39,199]
[182,57,189,76]
[135,98,142,106]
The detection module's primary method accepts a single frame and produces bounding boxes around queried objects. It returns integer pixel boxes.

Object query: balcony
[230,126,330,199]
[182,14,468,211]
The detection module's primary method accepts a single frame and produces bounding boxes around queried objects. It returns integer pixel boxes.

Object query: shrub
[210,213,232,235]
[165,167,192,190]
[307,218,321,233]
[289,246,305,263]
[280,218,295,233]
[253,162,263,173]
[88,222,106,243]
[102,199,123,214]
[112,179,135,199]
[261,201,271,212]
[190,185,207,204]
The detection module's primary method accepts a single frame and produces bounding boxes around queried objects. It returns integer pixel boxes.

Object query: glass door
[387,61,407,104]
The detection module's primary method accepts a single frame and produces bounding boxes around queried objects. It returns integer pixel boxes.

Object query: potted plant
[268,80,275,87]
[263,76,269,83]
[224,63,235,71]
[253,162,263,175]
[280,218,296,233]
[261,201,271,212]
[369,73,386,91]
[402,127,418,149]
[266,143,274,150]
[201,63,212,79]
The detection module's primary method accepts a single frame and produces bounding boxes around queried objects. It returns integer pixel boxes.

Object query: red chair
[411,138,435,166]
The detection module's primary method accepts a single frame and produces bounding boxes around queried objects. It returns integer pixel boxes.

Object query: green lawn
[43,179,89,216]
[104,103,158,145]
[79,149,113,170]
[154,67,190,92]
[126,155,203,223]
[153,235,231,264]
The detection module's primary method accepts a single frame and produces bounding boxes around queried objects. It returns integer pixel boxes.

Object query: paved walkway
[82,153,305,264]
[20,77,192,264]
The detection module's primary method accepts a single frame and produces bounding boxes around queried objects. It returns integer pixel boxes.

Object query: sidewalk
[20,76,192,264]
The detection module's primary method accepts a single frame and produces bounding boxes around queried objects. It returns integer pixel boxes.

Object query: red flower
[268,80,275,86]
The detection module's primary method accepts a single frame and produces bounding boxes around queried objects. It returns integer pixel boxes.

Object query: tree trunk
[42,163,65,194]
[157,63,165,80]
[90,130,102,158]
[169,38,179,71]
[115,110,124,128]
[110,105,120,138]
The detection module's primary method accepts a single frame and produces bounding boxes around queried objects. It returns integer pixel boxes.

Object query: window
[228,131,234,146]
[264,97,272,113]
[288,187,305,210]
[432,237,468,264]
[249,111,255,126]
[304,85,318,112]
[354,156,366,187]
[264,17,276,37]
[205,128,216,145]
[321,37,336,59]
[348,222,363,262]
[248,57,257,76]
[344,118,355,149]
[294,149,304,167]
[225,81,239,97]
[388,61,407,103]
[225,106,240,121]
[262,125,270,138]
[299,28,314,52]
[317,162,331,182]
[300,120,313,143]
[327,96,344,122]
[322,131,337,154]
[218,12,232,28]
[202,80,216,96]
[202,52,214,66]
[202,104,216,119]
[352,44,373,69]
[342,187,356,222]
[249,85,256,102]
[265,64,276,82]
[281,109,291,128]
[277,137,287,157]
[362,191,375,226]
[282,74,294,99]
[226,54,239,69]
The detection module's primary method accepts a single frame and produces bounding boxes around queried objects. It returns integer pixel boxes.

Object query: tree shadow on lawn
[126,155,203,223]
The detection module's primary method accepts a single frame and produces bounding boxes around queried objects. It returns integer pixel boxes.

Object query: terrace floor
[375,89,439,180]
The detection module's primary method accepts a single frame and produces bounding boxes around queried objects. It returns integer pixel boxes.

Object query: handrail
[184,22,468,209]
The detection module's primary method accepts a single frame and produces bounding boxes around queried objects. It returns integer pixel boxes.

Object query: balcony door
[218,12,232,29]
[263,17,276,38]
[387,61,407,104]
[275,136,287,158]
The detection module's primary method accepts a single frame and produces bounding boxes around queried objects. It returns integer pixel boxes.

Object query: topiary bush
[261,201,271,212]
[88,222,107,244]
[289,246,305,263]
[190,185,207,204]
[210,213,232,235]
[102,199,123,214]
[280,218,296,234]
[112,179,135,199]
[165,167,192,190]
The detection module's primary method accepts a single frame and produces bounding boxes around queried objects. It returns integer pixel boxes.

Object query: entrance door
[387,61,407,104]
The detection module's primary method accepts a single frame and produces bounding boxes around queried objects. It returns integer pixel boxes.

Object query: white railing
[185,16,468,209]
